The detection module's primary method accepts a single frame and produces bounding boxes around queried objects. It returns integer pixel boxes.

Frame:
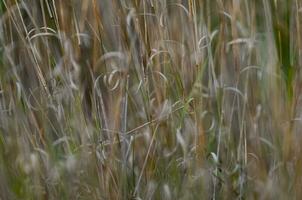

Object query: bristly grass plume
[1,0,302,199]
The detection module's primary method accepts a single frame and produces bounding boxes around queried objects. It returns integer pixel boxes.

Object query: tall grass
[1,0,302,199]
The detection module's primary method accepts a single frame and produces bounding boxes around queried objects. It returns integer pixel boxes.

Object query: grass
[1,0,302,199]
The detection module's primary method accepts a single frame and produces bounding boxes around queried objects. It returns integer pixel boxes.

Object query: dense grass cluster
[1,0,302,199]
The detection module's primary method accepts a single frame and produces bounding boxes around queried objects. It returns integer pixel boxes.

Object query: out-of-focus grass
[1,0,302,199]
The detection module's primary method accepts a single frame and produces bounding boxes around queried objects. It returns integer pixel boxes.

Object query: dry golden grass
[1,0,302,199]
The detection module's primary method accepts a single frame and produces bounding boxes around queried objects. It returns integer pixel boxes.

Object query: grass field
[1,0,302,199]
